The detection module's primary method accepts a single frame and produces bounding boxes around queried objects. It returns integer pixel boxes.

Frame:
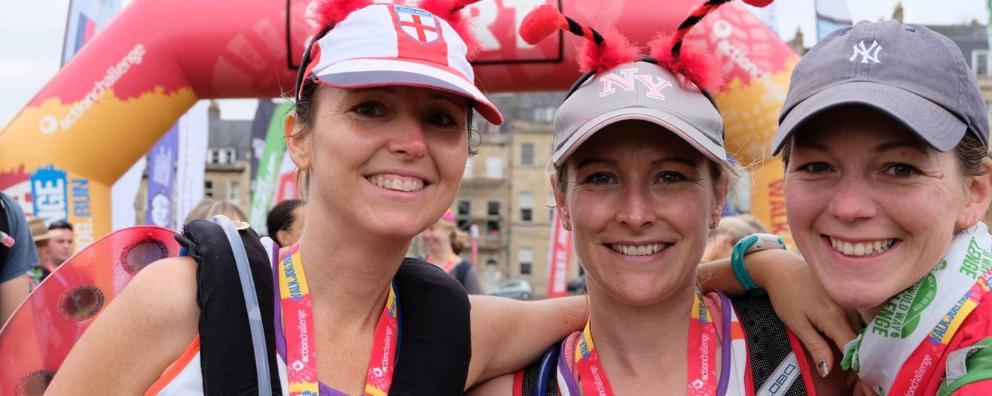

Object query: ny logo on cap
[396,6,439,44]
[598,68,673,100]
[849,40,882,64]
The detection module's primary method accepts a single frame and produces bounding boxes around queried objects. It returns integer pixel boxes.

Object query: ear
[550,173,570,226]
[284,112,312,171]
[955,157,992,230]
[275,229,290,247]
[711,171,730,229]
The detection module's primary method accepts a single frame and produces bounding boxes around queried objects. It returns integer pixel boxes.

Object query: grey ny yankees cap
[773,20,989,154]
[552,60,726,167]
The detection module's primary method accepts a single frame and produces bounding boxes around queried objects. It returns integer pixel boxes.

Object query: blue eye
[584,173,616,185]
[799,162,831,173]
[885,163,919,178]
[658,171,688,184]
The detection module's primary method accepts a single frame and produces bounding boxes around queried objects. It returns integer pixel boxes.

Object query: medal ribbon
[278,244,400,396]
[568,289,719,396]
[842,222,992,395]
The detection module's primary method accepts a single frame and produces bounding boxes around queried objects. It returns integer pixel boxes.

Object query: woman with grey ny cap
[470,3,854,395]
[773,20,992,395]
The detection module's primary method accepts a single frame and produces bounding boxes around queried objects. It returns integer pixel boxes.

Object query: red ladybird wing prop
[0,226,179,395]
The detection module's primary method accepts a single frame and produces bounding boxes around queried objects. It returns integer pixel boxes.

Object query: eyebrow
[575,156,699,170]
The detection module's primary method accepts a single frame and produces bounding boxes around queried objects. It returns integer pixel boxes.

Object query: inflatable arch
[0,0,797,245]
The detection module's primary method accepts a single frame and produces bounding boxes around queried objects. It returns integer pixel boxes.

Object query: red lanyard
[572,290,718,396]
[278,244,400,396]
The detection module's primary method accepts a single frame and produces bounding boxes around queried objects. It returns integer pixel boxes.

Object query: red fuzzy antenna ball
[306,0,372,34]
[649,33,722,92]
[578,28,640,75]
[519,5,567,45]
[742,0,773,7]
[418,0,484,57]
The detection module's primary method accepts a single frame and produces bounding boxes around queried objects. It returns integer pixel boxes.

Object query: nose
[826,176,877,223]
[388,115,427,159]
[616,184,656,230]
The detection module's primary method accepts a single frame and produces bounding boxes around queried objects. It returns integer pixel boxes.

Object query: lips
[827,236,896,257]
[607,243,669,256]
[366,174,426,192]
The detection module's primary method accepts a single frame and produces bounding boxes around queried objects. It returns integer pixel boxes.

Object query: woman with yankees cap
[773,20,992,395]
[470,1,854,394]
[48,0,852,394]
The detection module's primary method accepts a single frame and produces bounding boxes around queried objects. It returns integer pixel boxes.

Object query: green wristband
[731,233,786,296]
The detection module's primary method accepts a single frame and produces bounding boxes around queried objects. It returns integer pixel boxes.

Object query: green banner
[248,102,292,233]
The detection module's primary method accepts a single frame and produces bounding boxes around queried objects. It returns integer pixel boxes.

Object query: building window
[228,180,241,203]
[521,143,534,166]
[533,107,555,123]
[204,180,214,198]
[519,248,533,275]
[973,49,990,76]
[487,220,501,235]
[488,201,501,216]
[463,158,474,178]
[457,200,471,229]
[224,148,237,163]
[519,192,533,222]
[486,156,504,178]
[208,149,221,165]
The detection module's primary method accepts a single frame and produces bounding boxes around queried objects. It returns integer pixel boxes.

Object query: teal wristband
[731,233,786,296]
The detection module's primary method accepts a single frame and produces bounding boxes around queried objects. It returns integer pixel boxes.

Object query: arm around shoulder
[465,295,586,389]
[46,256,200,394]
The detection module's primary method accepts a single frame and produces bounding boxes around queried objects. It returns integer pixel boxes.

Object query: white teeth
[829,237,894,257]
[609,243,666,256]
[368,175,425,192]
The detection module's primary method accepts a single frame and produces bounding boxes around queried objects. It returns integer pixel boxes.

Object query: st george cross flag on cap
[298,4,503,125]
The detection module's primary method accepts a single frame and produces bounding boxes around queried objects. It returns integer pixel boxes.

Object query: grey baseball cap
[552,60,726,166]
[773,20,989,154]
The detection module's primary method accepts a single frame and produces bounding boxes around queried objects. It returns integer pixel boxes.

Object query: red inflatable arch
[0,0,797,244]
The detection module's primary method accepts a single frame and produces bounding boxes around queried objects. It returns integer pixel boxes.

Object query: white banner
[110,156,145,230]
[174,101,209,228]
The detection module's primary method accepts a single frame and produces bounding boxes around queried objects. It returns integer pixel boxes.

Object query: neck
[296,208,409,329]
[586,280,696,378]
[427,245,456,264]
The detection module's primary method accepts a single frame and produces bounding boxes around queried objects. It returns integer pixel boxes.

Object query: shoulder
[115,256,199,327]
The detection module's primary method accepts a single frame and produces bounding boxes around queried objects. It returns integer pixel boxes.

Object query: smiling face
[555,121,726,307]
[784,105,991,312]
[287,86,470,243]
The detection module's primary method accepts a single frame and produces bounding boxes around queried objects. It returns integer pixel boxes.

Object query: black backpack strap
[0,194,9,265]
[390,258,471,395]
[731,295,808,395]
[178,219,281,396]
[518,343,561,396]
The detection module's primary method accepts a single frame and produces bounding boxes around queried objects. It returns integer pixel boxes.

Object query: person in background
[25,217,54,285]
[702,215,759,261]
[183,198,247,224]
[46,220,74,268]
[421,210,483,294]
[0,192,37,324]
[266,199,305,247]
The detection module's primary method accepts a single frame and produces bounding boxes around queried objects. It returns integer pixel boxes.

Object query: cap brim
[552,106,727,167]
[314,58,503,125]
[774,81,967,154]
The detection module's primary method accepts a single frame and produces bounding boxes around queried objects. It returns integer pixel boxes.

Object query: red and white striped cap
[299,3,503,125]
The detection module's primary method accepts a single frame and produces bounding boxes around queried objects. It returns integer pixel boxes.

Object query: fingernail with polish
[818,361,830,378]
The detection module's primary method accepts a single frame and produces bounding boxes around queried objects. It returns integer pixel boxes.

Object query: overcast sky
[1,0,988,128]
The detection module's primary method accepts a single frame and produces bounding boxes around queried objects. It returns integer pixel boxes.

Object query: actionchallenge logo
[39,43,146,135]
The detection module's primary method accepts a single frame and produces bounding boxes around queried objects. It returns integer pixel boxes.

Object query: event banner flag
[250,99,276,185]
[145,126,178,228]
[62,0,124,66]
[546,208,573,299]
[174,102,209,227]
[249,103,292,233]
